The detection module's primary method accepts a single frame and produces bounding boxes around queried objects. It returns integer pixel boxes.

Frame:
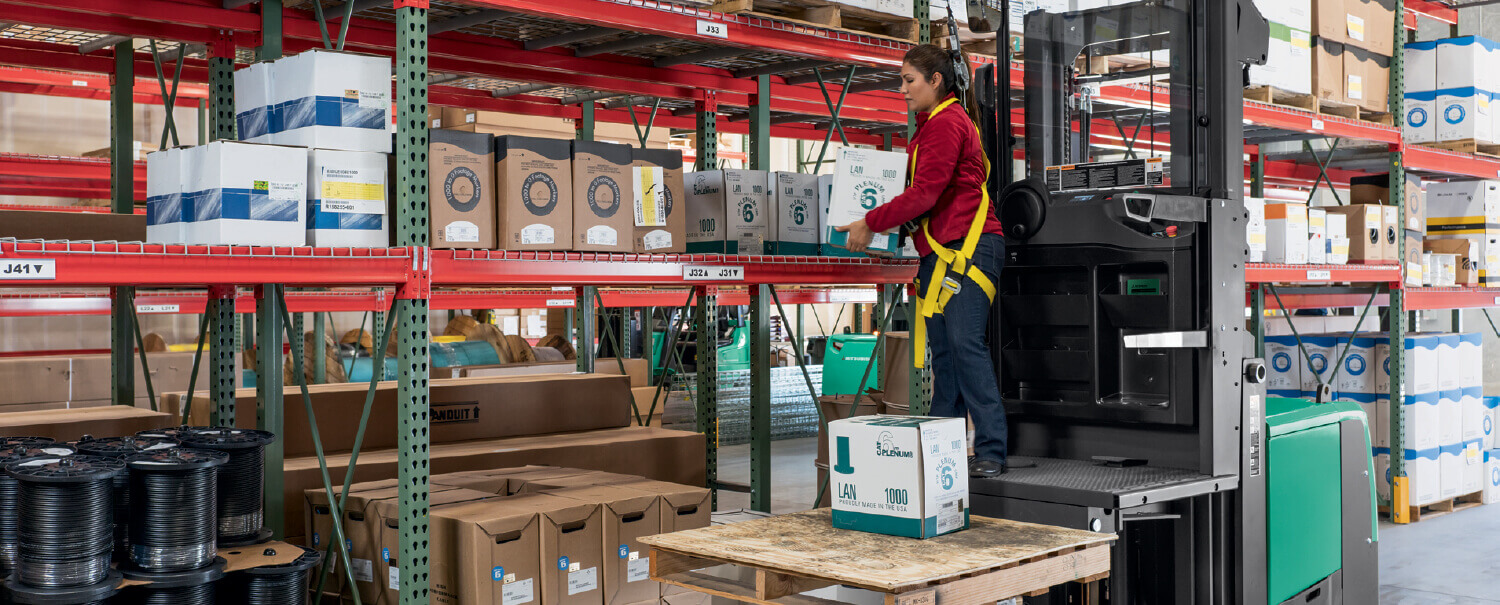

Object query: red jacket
[864,96,1003,256]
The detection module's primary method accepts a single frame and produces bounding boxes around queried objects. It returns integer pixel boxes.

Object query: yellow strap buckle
[941,276,963,295]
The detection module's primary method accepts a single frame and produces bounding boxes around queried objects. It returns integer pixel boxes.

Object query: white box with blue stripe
[270,49,391,153]
[828,415,968,539]
[1264,335,1303,398]
[1298,334,1338,398]
[181,141,308,246]
[826,147,906,256]
[233,61,273,144]
[145,147,185,244]
[1483,449,1500,504]
[307,149,388,247]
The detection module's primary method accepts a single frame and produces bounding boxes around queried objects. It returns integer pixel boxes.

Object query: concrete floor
[716,437,1500,604]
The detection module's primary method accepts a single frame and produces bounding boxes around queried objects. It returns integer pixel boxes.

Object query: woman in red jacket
[836,44,1010,477]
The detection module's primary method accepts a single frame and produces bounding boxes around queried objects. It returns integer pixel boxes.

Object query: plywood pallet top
[641,508,1114,603]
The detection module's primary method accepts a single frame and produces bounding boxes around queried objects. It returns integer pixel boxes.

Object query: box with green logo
[826,147,907,256]
[769,171,821,255]
[828,415,969,539]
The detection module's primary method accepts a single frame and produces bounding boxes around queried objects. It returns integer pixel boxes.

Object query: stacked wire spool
[218,545,320,605]
[2,454,124,605]
[178,429,277,547]
[0,440,75,576]
[74,436,180,563]
[113,448,229,605]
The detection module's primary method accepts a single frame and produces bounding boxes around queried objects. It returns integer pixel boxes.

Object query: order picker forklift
[962,1,1381,603]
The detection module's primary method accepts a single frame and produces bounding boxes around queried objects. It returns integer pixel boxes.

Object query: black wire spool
[114,557,224,605]
[75,437,179,564]
[221,546,319,605]
[133,427,207,442]
[4,455,122,589]
[0,438,54,449]
[178,429,275,546]
[123,449,226,573]
[4,569,120,605]
[0,445,76,575]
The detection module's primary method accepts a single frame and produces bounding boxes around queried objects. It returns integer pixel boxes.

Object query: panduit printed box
[828,415,969,539]
[768,171,821,255]
[270,49,391,153]
[306,149,388,247]
[181,141,307,246]
[826,147,908,256]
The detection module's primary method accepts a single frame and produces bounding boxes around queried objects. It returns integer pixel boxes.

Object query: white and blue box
[1300,334,1339,398]
[828,415,969,539]
[271,49,391,153]
[145,147,185,244]
[1265,335,1304,397]
[1439,388,1464,451]
[826,147,907,256]
[1403,391,1442,452]
[1485,396,1499,450]
[182,141,308,246]
[1436,88,1494,144]
[1406,445,1442,506]
[306,149,388,247]
[1483,448,1500,504]
[1439,441,1465,499]
[1456,332,1483,388]
[1404,90,1438,144]
[233,61,273,144]
[1436,36,1500,91]
[768,171,821,255]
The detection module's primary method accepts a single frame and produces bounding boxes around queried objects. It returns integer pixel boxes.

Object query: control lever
[1121,193,1212,223]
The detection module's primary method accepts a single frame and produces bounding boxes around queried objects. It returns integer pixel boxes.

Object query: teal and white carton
[768,172,820,255]
[828,415,969,539]
[825,147,907,255]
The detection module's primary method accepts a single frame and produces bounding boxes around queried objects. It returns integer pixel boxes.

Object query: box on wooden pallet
[572,141,635,252]
[307,149,388,247]
[631,148,686,253]
[1345,0,1395,56]
[1249,16,1313,95]
[182,141,307,246]
[1312,0,1348,45]
[1439,442,1465,500]
[1265,202,1309,264]
[1462,386,1486,444]
[1436,88,1494,144]
[1342,45,1389,113]
[1350,173,1424,233]
[1436,36,1500,91]
[1407,445,1442,506]
[1265,335,1303,398]
[826,147,907,256]
[1313,38,1345,105]
[429,129,496,249]
[495,136,572,251]
[828,415,969,539]
[1404,91,1438,144]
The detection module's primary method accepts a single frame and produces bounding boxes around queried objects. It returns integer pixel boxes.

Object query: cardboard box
[1426,239,1479,286]
[546,485,663,605]
[596,358,650,388]
[1312,0,1347,44]
[1346,0,1395,55]
[768,172,822,255]
[537,500,605,605]
[441,108,478,129]
[512,470,642,494]
[356,487,499,603]
[1484,449,1500,504]
[430,129,496,249]
[495,136,573,251]
[429,493,570,605]
[0,357,71,407]
[1265,335,1304,397]
[1436,88,1493,144]
[0,406,172,442]
[304,479,400,598]
[179,374,634,458]
[1265,203,1309,264]
[307,149,388,247]
[233,61,273,144]
[0,209,147,244]
[828,415,969,539]
[1325,205,1384,263]
[826,148,907,255]
[1307,208,1327,264]
[75,351,233,405]
[1245,197,1267,261]
[719,169,771,255]
[271,49,391,153]
[1344,45,1389,113]
[1313,38,1345,104]
[611,479,710,534]
[1381,205,1400,262]
[146,147,185,243]
[179,141,307,245]
[1334,333,1381,396]
[1404,90,1438,144]
[684,171,728,253]
[1373,447,1391,505]
[1436,36,1500,92]
[1350,174,1424,233]
[1404,230,1425,286]
[572,141,635,252]
[630,148,686,253]
[1249,20,1313,95]
[279,427,706,534]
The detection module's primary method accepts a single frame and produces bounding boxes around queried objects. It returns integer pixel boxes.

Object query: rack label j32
[0,259,55,280]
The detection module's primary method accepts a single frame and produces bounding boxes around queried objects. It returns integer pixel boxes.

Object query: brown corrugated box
[305,479,400,599]
[366,488,501,604]
[597,358,650,388]
[546,485,663,605]
[1351,174,1424,234]
[630,148,687,253]
[0,406,173,441]
[611,478,709,597]
[662,592,710,605]
[814,393,885,466]
[280,427,706,540]
[430,129,496,249]
[513,470,644,494]
[1346,0,1395,56]
[442,107,478,129]
[0,209,145,242]
[538,499,606,604]
[1326,205,1385,262]
[1313,38,1345,105]
[71,351,232,408]
[1426,239,1478,286]
[1313,0,1347,45]
[1383,205,1400,262]
[0,357,71,407]
[176,374,633,458]
[572,141,635,252]
[450,360,576,379]
[881,332,911,408]
[496,136,574,251]
[1343,45,1389,113]
[430,493,571,605]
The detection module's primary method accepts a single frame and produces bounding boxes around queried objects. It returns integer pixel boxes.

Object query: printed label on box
[567,567,597,595]
[358,90,386,108]
[586,225,618,246]
[1346,15,1365,41]
[1348,75,1363,100]
[627,556,650,583]
[388,566,399,590]
[445,221,479,243]
[936,497,965,534]
[502,578,534,605]
[643,229,673,250]
[521,223,555,245]
[270,181,302,202]
[321,180,385,214]
[633,166,667,227]
[352,558,373,583]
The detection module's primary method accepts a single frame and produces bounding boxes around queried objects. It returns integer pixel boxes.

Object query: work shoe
[969,457,1005,478]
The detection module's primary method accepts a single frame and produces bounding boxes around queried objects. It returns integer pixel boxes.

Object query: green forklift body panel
[718,326,752,371]
[821,334,880,396]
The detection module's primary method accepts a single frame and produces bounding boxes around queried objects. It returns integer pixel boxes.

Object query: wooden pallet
[1244,86,1317,112]
[711,0,920,42]
[1422,139,1500,158]
[1379,491,1485,523]
[641,508,1114,605]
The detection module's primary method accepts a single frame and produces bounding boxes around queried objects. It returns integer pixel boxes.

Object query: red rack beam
[1404,287,1500,311]
[431,251,916,287]
[1245,263,1402,284]
[1403,144,1500,179]
[0,154,146,202]
[0,242,418,288]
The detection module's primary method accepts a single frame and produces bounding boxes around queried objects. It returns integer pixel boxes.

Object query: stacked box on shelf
[1336,332,1385,448]
[429,129,496,249]
[1245,197,1267,262]
[1311,0,1394,113]
[144,147,184,244]
[495,136,572,251]
[572,141,635,253]
[1326,204,1384,264]
[1484,448,1500,504]
[768,172,821,255]
[1299,333,1338,398]
[818,174,861,258]
[1405,37,1500,146]
[685,170,728,253]
[1308,208,1328,264]
[269,49,392,153]
[1404,41,1438,143]
[825,147,908,256]
[306,149,388,247]
[1249,0,1313,95]
[631,148,687,253]
[1485,396,1499,450]
[684,170,769,255]
[1425,180,1500,286]
[1265,202,1308,264]
[183,141,308,246]
[1265,334,1304,398]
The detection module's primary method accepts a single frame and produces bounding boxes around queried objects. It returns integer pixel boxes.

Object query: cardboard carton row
[0,351,237,411]
[307,467,711,604]
[1404,36,1500,145]
[1247,0,1393,112]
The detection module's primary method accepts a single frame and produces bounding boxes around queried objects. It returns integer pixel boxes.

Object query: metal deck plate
[970,456,1239,509]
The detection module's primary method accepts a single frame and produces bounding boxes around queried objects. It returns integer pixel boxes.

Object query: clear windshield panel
[1021,0,1194,194]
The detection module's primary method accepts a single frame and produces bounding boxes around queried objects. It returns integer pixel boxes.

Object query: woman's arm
[863,117,963,234]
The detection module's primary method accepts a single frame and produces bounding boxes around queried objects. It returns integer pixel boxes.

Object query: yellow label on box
[1347,75,1363,100]
[1346,15,1365,41]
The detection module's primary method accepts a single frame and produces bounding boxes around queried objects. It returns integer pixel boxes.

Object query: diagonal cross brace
[1303,138,1345,205]
[811,66,858,172]
[627,97,664,148]
[148,40,185,149]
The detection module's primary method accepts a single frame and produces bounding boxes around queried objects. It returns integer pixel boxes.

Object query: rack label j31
[683,265,743,281]
[0,259,55,280]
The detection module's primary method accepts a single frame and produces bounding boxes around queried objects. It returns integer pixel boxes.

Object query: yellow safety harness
[912,97,996,368]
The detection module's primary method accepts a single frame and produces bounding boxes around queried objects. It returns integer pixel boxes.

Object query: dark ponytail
[903,44,977,119]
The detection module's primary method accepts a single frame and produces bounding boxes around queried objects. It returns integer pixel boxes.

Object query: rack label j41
[0,259,55,280]
[683,265,743,281]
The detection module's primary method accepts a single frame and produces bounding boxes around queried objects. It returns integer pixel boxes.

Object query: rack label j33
[0,259,55,280]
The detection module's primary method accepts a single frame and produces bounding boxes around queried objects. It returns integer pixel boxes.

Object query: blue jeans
[916,233,1007,464]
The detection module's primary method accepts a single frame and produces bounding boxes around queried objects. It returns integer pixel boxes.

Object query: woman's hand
[835,219,875,253]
